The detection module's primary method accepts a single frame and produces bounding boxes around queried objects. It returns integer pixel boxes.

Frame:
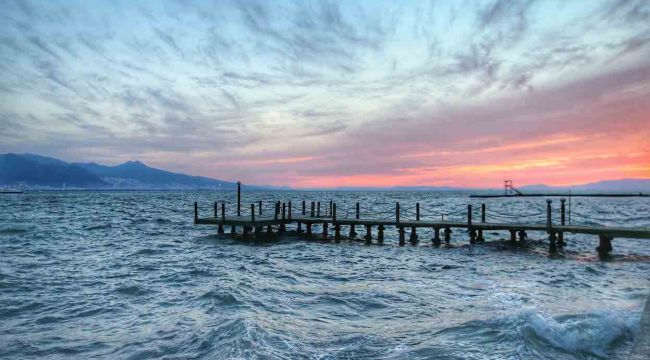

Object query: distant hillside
[74,160,236,189]
[0,153,237,189]
[0,153,108,188]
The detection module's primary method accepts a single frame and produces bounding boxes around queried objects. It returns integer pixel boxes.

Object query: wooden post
[219,202,225,234]
[332,203,337,222]
[231,225,236,234]
[416,203,420,221]
[280,203,286,232]
[329,201,332,217]
[356,202,360,219]
[237,181,241,216]
[242,226,249,239]
[251,204,255,222]
[214,201,218,218]
[311,202,315,217]
[399,226,405,246]
[433,227,441,247]
[267,225,272,234]
[334,224,341,242]
[510,229,516,245]
[274,202,279,220]
[468,205,475,244]
[255,226,263,240]
[297,221,302,233]
[365,225,372,244]
[317,202,321,217]
[478,203,485,242]
[259,201,262,215]
[306,223,312,238]
[444,227,451,245]
[377,225,384,243]
[410,226,418,244]
[547,199,556,254]
[349,224,357,237]
[302,200,306,216]
[288,201,292,221]
[194,202,198,223]
[558,198,566,247]
[396,202,400,224]
[322,222,328,239]
[518,230,527,243]
[597,235,613,257]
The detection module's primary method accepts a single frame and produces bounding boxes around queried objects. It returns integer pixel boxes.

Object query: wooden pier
[193,189,650,256]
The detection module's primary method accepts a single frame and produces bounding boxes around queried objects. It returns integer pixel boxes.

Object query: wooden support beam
[377,225,384,243]
[365,225,372,244]
[410,226,418,244]
[444,227,451,245]
[322,222,328,239]
[597,235,613,257]
[334,224,341,242]
[349,224,357,237]
[433,227,441,247]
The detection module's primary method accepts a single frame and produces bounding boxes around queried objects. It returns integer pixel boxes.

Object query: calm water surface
[0,191,649,359]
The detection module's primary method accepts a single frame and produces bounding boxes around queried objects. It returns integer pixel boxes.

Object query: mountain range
[1,153,648,192]
[0,153,238,189]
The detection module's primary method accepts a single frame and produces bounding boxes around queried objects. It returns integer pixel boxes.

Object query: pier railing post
[329,201,332,217]
[356,202,360,219]
[259,201,262,215]
[302,200,306,216]
[396,202,400,224]
[311,202,315,217]
[332,203,337,222]
[221,203,225,222]
[288,201,292,221]
[282,203,286,220]
[194,202,198,224]
[557,198,566,248]
[478,203,485,242]
[468,204,475,244]
[416,203,420,221]
[317,202,321,217]
[214,202,218,218]
[547,199,557,254]
[237,181,241,216]
[251,204,255,222]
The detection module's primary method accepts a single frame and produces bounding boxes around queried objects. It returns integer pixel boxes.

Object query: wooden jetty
[193,185,650,256]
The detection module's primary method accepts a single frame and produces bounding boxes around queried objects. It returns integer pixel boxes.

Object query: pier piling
[378,225,385,243]
[365,225,372,244]
[433,227,441,247]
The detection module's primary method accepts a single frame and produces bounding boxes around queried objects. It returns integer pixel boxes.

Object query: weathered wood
[432,227,441,247]
[365,225,372,244]
[378,224,385,243]
[399,226,405,246]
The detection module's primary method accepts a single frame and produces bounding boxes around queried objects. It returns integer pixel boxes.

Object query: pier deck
[194,197,650,256]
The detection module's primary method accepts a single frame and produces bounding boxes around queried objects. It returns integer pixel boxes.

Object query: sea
[0,190,648,359]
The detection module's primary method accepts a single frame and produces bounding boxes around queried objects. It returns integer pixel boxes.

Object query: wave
[521,309,637,357]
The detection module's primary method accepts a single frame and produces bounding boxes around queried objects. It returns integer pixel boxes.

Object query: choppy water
[0,191,648,359]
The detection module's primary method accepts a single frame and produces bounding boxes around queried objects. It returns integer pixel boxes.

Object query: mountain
[74,160,236,189]
[0,153,108,188]
[0,153,237,189]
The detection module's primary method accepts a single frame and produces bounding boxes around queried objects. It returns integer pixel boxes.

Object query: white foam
[520,308,638,357]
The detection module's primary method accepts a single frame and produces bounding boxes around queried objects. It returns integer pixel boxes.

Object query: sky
[0,0,648,188]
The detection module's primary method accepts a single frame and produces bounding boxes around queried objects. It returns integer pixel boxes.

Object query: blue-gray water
[1,191,649,359]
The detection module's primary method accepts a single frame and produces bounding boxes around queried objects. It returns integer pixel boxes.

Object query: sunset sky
[0,0,648,188]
